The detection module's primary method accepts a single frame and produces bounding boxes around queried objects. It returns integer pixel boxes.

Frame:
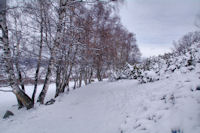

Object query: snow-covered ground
[0,66,200,133]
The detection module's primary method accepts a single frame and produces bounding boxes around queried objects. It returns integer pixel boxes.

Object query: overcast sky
[119,0,200,57]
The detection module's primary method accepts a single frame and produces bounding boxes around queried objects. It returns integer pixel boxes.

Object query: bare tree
[37,0,70,104]
[1,0,140,108]
[0,0,33,109]
[173,31,200,54]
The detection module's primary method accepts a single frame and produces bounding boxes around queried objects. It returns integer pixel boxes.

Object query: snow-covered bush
[138,70,159,83]
[108,63,142,81]
[138,35,200,84]
[109,31,200,83]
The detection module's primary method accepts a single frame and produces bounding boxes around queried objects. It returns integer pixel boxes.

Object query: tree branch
[0,89,13,92]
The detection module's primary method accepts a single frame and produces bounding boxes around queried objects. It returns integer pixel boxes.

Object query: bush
[109,63,142,81]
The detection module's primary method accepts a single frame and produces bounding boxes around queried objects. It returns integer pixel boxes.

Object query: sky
[119,0,200,57]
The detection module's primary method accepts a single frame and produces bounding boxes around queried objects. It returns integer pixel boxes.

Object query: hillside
[0,63,200,133]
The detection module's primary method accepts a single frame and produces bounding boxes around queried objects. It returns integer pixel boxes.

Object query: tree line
[0,0,140,109]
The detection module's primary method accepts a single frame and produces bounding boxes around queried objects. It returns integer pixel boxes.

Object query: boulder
[3,110,14,119]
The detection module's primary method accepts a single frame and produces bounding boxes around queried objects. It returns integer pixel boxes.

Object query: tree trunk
[0,1,33,109]
[84,69,88,85]
[37,0,67,104]
[79,72,82,88]
[88,68,93,84]
[37,55,54,104]
[97,67,102,81]
[73,78,77,90]
[55,63,61,98]
[17,97,24,109]
[13,86,33,109]
[32,1,44,103]
[13,16,25,108]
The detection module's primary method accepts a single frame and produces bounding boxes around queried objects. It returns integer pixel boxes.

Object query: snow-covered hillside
[0,63,200,133]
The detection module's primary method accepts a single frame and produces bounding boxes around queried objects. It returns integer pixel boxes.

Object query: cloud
[119,0,200,57]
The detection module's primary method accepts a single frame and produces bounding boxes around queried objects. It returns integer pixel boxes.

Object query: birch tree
[37,0,69,104]
[0,0,33,109]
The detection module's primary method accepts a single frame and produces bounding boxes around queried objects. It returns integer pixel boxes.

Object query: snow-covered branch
[0,89,13,92]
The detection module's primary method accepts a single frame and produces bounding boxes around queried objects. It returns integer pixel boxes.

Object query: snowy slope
[0,65,200,133]
[120,66,200,133]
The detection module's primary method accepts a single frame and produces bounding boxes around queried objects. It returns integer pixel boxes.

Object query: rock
[160,95,166,102]
[45,99,55,105]
[3,110,14,119]
[196,86,200,91]
[171,128,183,133]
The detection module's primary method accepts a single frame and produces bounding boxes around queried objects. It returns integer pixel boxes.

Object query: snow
[0,66,200,133]
[120,68,200,133]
